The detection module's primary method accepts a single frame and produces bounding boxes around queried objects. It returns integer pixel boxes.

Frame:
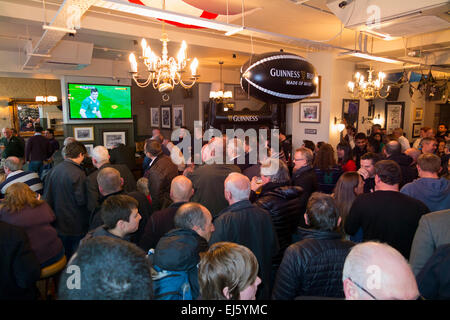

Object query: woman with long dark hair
[0,183,64,268]
[313,143,343,194]
[337,142,356,172]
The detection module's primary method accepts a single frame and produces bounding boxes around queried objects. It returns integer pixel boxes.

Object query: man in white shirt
[393,128,410,153]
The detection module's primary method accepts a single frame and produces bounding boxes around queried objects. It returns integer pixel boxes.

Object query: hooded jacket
[400,178,450,212]
[153,228,208,299]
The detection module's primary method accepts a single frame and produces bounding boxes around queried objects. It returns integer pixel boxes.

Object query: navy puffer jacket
[272,227,354,300]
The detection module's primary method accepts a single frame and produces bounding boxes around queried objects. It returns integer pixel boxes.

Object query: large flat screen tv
[68,83,132,119]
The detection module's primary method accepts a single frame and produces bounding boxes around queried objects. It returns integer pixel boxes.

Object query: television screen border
[67,82,133,120]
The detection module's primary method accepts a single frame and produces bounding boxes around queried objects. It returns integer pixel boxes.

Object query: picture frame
[73,126,94,141]
[306,75,321,99]
[161,105,171,129]
[102,130,127,149]
[414,108,424,121]
[234,86,249,100]
[367,100,375,119]
[84,144,94,156]
[172,105,184,129]
[342,99,360,131]
[412,123,422,138]
[299,102,321,123]
[150,107,160,128]
[385,102,405,135]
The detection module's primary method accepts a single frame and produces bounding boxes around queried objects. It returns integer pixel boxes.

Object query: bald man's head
[224,172,251,205]
[405,148,421,164]
[343,242,419,300]
[170,175,194,202]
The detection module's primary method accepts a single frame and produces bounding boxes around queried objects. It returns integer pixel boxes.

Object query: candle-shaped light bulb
[144,46,151,60]
[141,39,147,57]
[355,72,360,80]
[348,81,355,92]
[129,53,137,73]
[190,58,198,76]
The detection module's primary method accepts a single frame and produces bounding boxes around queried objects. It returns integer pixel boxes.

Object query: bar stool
[38,255,67,300]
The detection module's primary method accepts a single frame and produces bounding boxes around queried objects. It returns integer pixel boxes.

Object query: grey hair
[63,137,76,146]
[224,173,250,202]
[260,158,290,183]
[174,203,207,230]
[92,146,110,163]
[4,156,22,171]
[295,147,314,166]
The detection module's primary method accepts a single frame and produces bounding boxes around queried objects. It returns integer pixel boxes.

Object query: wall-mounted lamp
[372,114,383,125]
[334,117,346,132]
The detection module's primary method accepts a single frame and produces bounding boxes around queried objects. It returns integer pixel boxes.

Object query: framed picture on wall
[172,105,184,129]
[342,99,360,131]
[368,100,375,119]
[412,123,422,138]
[150,107,160,128]
[84,144,94,156]
[414,108,423,121]
[161,106,171,129]
[306,75,321,99]
[102,130,127,149]
[299,102,321,123]
[385,102,405,135]
[73,127,94,141]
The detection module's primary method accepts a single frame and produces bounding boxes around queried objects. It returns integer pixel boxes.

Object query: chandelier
[209,61,233,103]
[347,68,390,100]
[128,1,199,101]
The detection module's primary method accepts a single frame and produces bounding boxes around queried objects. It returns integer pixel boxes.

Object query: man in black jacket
[250,158,309,270]
[152,202,214,299]
[272,193,354,299]
[383,140,417,187]
[291,147,318,199]
[86,145,137,213]
[210,172,279,300]
[0,221,41,300]
[345,160,430,259]
[43,141,88,259]
[144,139,178,211]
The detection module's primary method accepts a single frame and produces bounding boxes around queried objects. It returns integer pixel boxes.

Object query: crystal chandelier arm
[132,73,153,88]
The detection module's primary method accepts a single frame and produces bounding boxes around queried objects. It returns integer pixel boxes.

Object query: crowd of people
[0,122,449,301]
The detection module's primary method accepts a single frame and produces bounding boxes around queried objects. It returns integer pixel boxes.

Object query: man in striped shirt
[0,156,43,198]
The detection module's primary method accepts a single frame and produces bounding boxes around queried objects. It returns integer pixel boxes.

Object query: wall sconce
[334,117,346,132]
[372,113,383,125]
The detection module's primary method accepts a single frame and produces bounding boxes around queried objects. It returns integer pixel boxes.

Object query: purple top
[0,202,63,264]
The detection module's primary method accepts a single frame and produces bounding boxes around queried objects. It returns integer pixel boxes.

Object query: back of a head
[313,143,336,171]
[58,236,153,300]
[404,148,421,162]
[198,241,258,300]
[174,202,206,230]
[302,140,315,153]
[260,158,289,183]
[145,139,162,157]
[101,194,138,230]
[342,241,418,300]
[170,175,193,202]
[63,137,76,147]
[385,140,401,156]
[136,177,149,195]
[375,160,402,186]
[306,192,340,231]
[417,153,441,174]
[224,172,251,202]
[92,146,110,164]
[97,167,122,195]
[4,156,22,172]
[64,141,87,159]
[34,126,43,133]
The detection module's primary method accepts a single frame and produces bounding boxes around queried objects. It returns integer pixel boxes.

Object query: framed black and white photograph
[150,107,160,128]
[84,144,94,156]
[342,99,360,131]
[306,75,321,99]
[299,102,321,123]
[412,123,422,138]
[385,102,405,135]
[102,130,127,149]
[172,105,184,129]
[73,127,94,141]
[368,100,375,119]
[161,106,171,129]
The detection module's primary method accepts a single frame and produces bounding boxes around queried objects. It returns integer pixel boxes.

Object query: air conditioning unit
[40,40,93,70]
[327,0,450,39]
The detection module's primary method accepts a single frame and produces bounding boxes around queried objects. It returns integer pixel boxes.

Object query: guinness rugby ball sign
[240,52,317,103]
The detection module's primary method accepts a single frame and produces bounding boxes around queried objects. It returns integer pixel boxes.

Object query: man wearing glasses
[342,242,421,300]
[291,147,318,200]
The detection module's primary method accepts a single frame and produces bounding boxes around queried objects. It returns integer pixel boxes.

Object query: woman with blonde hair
[198,242,261,300]
[0,182,64,267]
[333,171,364,241]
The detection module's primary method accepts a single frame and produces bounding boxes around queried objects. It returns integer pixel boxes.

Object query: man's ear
[120,177,124,187]
[222,287,230,299]
[343,278,359,300]
[337,216,342,228]
[304,213,309,226]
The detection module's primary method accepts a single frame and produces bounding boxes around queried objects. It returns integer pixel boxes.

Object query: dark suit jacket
[0,221,41,300]
[109,144,136,171]
[25,134,51,162]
